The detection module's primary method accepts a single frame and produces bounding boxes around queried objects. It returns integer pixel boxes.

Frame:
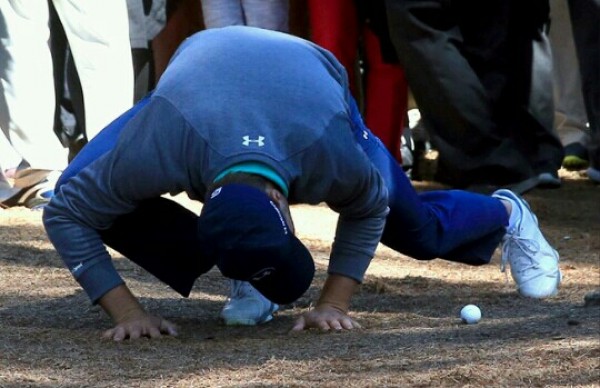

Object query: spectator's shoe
[0,182,20,207]
[13,168,53,189]
[467,175,541,196]
[220,280,279,326]
[586,132,599,182]
[19,182,55,210]
[563,155,589,170]
[1,180,55,210]
[562,143,589,170]
[505,176,540,195]
[0,170,59,210]
[587,167,600,183]
[492,189,562,298]
[537,172,561,188]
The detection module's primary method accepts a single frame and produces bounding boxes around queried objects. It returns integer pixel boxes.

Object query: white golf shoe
[493,189,562,298]
[220,280,279,326]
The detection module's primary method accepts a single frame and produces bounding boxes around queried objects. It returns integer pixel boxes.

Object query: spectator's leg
[242,0,290,32]
[568,0,599,138]
[362,26,408,162]
[200,0,244,28]
[307,0,361,95]
[0,0,68,171]
[384,0,535,188]
[506,1,563,182]
[54,0,134,140]
[549,0,590,168]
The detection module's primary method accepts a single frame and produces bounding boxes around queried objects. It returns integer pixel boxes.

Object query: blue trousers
[57,94,508,300]
[348,97,508,265]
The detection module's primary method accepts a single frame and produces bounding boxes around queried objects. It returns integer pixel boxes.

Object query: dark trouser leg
[349,97,507,265]
[132,47,155,103]
[568,0,600,138]
[49,1,85,155]
[99,197,215,297]
[504,1,563,176]
[384,0,561,186]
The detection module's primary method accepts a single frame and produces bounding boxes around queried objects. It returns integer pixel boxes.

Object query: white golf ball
[460,304,482,324]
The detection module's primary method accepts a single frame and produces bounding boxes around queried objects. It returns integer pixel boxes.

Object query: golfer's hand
[291,304,361,332]
[103,313,178,341]
[98,285,177,341]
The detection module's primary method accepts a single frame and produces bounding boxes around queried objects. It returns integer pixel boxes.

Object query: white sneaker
[492,189,562,298]
[220,280,279,326]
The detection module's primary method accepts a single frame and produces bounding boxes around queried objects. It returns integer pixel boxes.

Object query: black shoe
[537,171,561,188]
[466,176,541,196]
[507,176,542,194]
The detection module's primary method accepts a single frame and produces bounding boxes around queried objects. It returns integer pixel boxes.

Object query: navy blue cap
[197,184,314,304]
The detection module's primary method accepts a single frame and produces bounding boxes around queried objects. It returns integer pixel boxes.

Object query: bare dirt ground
[0,170,598,387]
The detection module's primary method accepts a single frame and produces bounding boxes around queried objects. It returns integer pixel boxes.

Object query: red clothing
[308,0,408,162]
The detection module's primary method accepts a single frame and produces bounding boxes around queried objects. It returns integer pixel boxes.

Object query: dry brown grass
[0,172,598,387]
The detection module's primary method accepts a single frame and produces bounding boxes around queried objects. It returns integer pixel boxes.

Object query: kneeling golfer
[43,26,561,341]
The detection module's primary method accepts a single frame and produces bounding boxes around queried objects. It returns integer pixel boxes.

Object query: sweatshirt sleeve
[324,100,390,283]
[326,169,389,283]
[43,97,197,303]
[293,112,390,284]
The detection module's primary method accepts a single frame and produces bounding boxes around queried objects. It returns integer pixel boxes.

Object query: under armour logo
[242,135,265,147]
[362,130,369,140]
[210,187,222,199]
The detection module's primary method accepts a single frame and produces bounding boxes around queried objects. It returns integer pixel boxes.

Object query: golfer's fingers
[328,319,343,331]
[128,326,142,340]
[321,317,361,332]
[160,319,178,336]
[317,320,332,331]
[147,325,162,339]
[102,328,115,340]
[341,317,360,330]
[110,326,128,342]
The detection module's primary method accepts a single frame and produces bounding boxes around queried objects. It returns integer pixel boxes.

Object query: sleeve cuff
[327,253,372,284]
[76,259,125,304]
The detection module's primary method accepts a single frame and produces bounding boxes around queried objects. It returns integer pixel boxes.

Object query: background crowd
[1,0,598,210]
